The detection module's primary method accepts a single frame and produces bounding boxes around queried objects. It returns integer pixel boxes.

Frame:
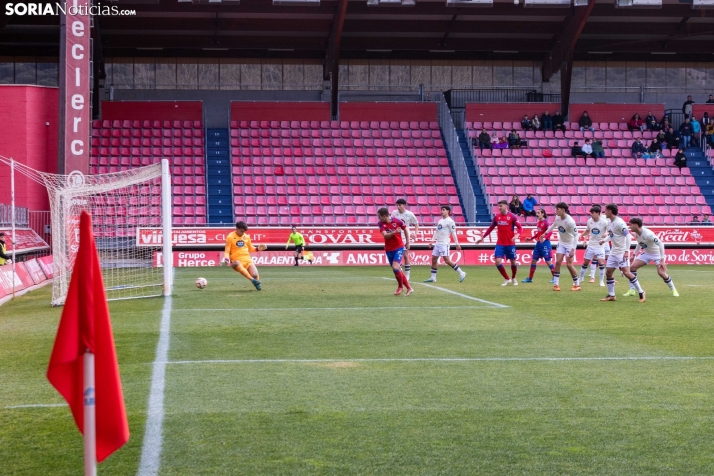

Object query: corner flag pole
[84,350,97,476]
[10,158,16,297]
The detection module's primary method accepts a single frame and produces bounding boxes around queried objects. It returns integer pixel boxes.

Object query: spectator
[702,214,713,226]
[591,138,605,160]
[508,195,523,216]
[648,137,662,158]
[674,147,687,170]
[704,129,714,149]
[476,129,493,152]
[664,127,680,150]
[532,114,541,131]
[660,113,671,130]
[571,141,586,159]
[541,111,553,131]
[579,111,594,132]
[494,136,509,149]
[521,115,533,131]
[508,129,524,149]
[707,94,714,104]
[679,118,694,148]
[631,137,645,159]
[522,193,537,217]
[703,112,712,132]
[581,138,593,157]
[645,111,658,131]
[0,232,11,266]
[683,95,694,119]
[628,113,645,132]
[691,215,700,225]
[656,130,667,147]
[553,110,566,132]
[691,116,701,141]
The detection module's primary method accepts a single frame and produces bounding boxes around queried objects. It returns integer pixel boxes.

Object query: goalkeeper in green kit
[286,225,306,266]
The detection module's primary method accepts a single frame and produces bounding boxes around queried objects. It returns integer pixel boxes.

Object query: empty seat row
[231,120,439,130]
[232,156,449,167]
[240,185,457,197]
[233,138,441,149]
[232,129,441,140]
[92,128,203,139]
[94,120,202,129]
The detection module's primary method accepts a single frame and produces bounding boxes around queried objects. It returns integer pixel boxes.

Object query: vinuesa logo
[5,2,136,16]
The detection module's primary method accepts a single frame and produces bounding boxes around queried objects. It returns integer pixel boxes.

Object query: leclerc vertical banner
[61,0,91,175]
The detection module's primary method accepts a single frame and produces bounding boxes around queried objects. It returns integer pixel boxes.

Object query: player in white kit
[599,203,646,302]
[578,205,610,287]
[391,198,419,280]
[625,217,679,297]
[587,204,609,283]
[528,202,580,292]
[424,205,466,283]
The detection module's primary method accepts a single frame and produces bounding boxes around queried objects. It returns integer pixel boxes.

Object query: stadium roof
[2,0,714,62]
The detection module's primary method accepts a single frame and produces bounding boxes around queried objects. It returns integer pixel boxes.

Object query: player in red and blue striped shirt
[378,207,413,296]
[475,200,523,286]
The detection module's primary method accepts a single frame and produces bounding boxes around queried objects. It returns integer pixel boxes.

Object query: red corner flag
[47,211,130,462]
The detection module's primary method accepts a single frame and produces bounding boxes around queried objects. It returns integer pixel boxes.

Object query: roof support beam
[542,1,596,82]
[324,0,348,119]
[560,51,574,119]
[91,16,105,121]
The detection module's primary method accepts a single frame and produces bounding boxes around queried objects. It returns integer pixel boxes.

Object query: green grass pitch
[2,264,714,475]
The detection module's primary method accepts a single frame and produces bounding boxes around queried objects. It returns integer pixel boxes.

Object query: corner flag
[47,211,130,465]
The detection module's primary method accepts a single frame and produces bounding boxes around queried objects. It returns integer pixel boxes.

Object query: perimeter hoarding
[154,248,714,267]
[0,228,51,254]
[138,226,714,249]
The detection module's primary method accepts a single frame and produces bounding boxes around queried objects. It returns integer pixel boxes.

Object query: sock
[393,268,403,286]
[553,272,560,286]
[629,275,643,293]
[430,267,437,278]
[234,265,253,280]
[548,263,555,276]
[629,271,637,290]
[452,264,461,273]
[590,261,597,278]
[607,278,615,296]
[295,256,299,264]
[497,264,510,280]
[529,264,537,279]
[599,265,605,282]
[401,271,411,289]
[663,276,675,290]
[579,265,588,283]
[510,265,518,279]
[572,274,579,285]
[405,264,411,277]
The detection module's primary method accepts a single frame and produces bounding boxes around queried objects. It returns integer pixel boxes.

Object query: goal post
[0,156,173,305]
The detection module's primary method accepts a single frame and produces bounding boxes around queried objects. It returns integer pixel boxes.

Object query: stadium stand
[89,101,207,228]
[465,103,713,225]
[229,102,465,225]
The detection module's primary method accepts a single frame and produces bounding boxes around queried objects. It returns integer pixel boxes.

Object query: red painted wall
[231,102,331,121]
[693,104,714,120]
[102,101,203,120]
[569,103,665,124]
[0,85,59,212]
[465,103,561,123]
[339,102,437,122]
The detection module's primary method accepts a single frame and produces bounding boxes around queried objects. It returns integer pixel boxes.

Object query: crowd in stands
[507,193,538,218]
[474,97,714,170]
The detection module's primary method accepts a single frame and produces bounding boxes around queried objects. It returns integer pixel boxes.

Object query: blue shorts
[532,240,552,261]
[494,244,517,260]
[386,248,405,266]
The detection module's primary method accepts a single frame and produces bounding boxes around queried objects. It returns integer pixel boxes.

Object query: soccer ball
[195,277,208,289]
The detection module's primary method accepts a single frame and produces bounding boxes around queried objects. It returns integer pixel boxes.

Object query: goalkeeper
[285,225,306,266]
[223,220,266,290]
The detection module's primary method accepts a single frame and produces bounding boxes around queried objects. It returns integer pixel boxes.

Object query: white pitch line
[137,296,172,476]
[173,306,491,312]
[168,356,714,365]
[380,277,509,308]
[5,403,67,409]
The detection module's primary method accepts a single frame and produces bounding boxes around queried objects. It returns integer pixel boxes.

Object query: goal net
[0,157,173,306]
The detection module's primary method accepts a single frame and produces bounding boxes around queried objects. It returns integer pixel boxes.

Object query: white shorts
[584,246,606,261]
[556,243,574,256]
[607,253,629,269]
[634,253,662,265]
[432,243,450,257]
